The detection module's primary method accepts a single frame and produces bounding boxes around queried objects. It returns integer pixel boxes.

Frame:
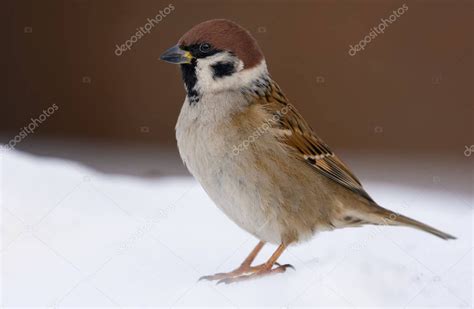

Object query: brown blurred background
[2,0,473,169]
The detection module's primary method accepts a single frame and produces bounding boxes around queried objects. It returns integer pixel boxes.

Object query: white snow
[1,149,472,307]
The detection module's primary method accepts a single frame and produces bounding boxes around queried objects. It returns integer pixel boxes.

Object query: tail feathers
[365,206,456,240]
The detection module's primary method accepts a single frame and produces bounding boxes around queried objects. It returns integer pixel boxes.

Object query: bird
[160,19,455,284]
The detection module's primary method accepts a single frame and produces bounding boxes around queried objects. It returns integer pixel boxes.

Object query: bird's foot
[198,263,255,282]
[200,262,294,284]
[217,263,294,284]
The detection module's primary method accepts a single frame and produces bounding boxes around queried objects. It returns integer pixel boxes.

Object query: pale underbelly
[192,160,285,244]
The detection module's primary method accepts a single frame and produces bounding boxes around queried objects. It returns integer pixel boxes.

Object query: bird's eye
[199,43,212,53]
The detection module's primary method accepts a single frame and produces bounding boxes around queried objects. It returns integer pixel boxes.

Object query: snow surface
[1,149,472,307]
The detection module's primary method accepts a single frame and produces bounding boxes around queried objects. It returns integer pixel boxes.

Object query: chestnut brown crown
[179,19,264,69]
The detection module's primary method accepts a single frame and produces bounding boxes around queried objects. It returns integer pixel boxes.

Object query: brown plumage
[251,80,455,240]
[257,82,374,202]
[162,19,455,284]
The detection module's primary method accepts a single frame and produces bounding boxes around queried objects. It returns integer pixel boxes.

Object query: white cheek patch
[194,53,269,94]
[195,52,243,93]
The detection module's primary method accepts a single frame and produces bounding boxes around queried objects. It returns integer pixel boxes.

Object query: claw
[275,263,295,270]
[198,275,216,281]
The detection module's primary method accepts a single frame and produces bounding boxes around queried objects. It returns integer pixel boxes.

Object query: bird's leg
[199,241,265,281]
[217,243,294,284]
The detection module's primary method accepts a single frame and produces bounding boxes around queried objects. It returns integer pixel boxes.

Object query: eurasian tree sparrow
[160,19,455,284]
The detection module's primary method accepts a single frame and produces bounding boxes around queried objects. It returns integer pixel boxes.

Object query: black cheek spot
[211,61,236,79]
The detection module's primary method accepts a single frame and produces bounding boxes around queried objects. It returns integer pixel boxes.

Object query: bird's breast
[175,95,287,243]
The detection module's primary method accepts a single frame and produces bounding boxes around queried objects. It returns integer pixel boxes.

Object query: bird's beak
[160,45,193,64]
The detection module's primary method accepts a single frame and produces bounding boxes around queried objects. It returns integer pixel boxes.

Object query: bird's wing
[257,81,374,203]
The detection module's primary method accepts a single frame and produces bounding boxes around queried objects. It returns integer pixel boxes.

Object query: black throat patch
[180,59,200,105]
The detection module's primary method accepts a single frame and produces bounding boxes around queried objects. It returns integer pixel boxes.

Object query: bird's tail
[362,205,456,240]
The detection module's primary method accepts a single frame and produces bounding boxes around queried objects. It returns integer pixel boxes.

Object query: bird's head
[160,19,269,103]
